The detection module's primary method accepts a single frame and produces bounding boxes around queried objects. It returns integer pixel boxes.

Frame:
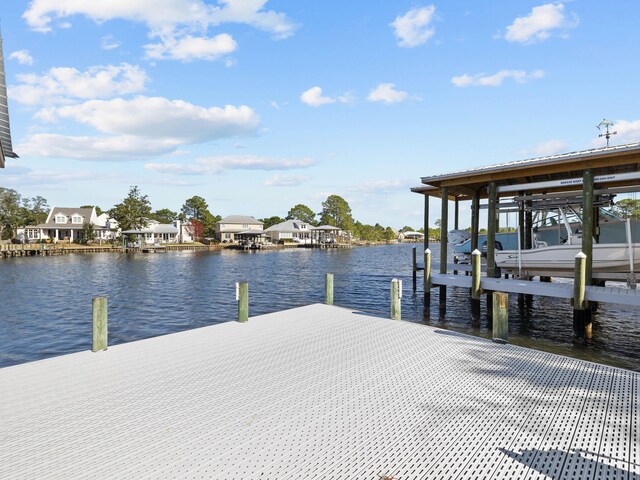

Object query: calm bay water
[1,243,639,370]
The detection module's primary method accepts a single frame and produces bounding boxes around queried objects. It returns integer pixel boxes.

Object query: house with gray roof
[120,219,194,245]
[215,215,263,242]
[18,207,115,243]
[265,219,314,244]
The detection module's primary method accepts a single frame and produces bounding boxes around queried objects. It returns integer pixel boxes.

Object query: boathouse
[412,142,640,333]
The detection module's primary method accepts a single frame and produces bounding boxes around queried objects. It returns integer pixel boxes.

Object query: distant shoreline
[0,240,432,259]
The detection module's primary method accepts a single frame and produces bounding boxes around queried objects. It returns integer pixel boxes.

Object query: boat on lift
[495,205,640,279]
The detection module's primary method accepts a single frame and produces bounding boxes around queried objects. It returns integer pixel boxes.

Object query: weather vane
[597,119,617,147]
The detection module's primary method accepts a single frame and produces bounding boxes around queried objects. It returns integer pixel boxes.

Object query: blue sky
[2,1,640,228]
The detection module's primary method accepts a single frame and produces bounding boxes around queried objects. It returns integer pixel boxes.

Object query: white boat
[448,229,470,245]
[495,206,639,279]
[495,242,640,274]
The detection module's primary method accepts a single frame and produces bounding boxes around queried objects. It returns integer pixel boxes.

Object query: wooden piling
[492,292,508,343]
[391,278,401,320]
[440,187,449,311]
[238,281,249,323]
[582,169,594,286]
[471,249,482,319]
[424,248,431,312]
[440,187,449,275]
[423,194,429,253]
[486,182,497,279]
[471,190,480,252]
[424,249,432,290]
[572,252,591,337]
[412,246,417,289]
[325,273,334,305]
[454,198,459,230]
[91,297,108,352]
[525,198,533,250]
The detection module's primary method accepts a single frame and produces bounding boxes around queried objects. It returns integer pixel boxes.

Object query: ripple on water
[0,244,638,371]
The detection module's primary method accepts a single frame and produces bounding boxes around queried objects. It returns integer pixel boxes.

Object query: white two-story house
[18,207,116,243]
[215,215,263,242]
[265,219,313,244]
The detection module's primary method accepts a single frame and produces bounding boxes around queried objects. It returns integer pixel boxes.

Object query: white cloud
[349,179,413,193]
[18,134,181,160]
[145,33,237,61]
[2,164,93,186]
[42,96,259,143]
[391,6,436,47]
[264,174,311,186]
[528,139,567,156]
[101,35,120,50]
[24,0,296,34]
[300,86,335,107]
[451,69,544,87]
[9,63,148,106]
[23,0,297,64]
[300,86,353,107]
[367,83,408,104]
[145,155,316,175]
[9,50,34,65]
[19,96,260,160]
[505,3,578,44]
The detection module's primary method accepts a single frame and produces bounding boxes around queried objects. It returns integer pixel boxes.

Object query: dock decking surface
[1,304,638,479]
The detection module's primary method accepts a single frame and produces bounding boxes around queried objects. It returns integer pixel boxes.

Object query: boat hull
[495,243,640,274]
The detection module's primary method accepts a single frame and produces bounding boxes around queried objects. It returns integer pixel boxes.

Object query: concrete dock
[1,304,637,479]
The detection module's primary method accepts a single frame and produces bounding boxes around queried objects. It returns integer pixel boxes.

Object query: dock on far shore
[0,303,638,479]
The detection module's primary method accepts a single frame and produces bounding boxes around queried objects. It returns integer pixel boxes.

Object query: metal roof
[413,142,640,199]
[313,225,340,230]
[265,219,312,232]
[0,33,18,165]
[217,215,263,225]
[421,142,640,184]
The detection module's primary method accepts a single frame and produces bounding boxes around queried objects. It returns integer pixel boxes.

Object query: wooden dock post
[439,187,449,313]
[424,249,432,291]
[423,194,429,254]
[424,248,431,312]
[572,252,591,337]
[412,246,417,290]
[237,281,249,323]
[492,292,508,342]
[486,181,497,279]
[391,278,402,320]
[91,297,108,352]
[471,190,480,252]
[486,181,497,313]
[325,273,334,305]
[582,169,594,287]
[471,249,482,320]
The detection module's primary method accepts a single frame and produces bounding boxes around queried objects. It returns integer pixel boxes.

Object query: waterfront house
[121,219,194,245]
[215,215,263,243]
[18,207,115,243]
[265,219,314,244]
